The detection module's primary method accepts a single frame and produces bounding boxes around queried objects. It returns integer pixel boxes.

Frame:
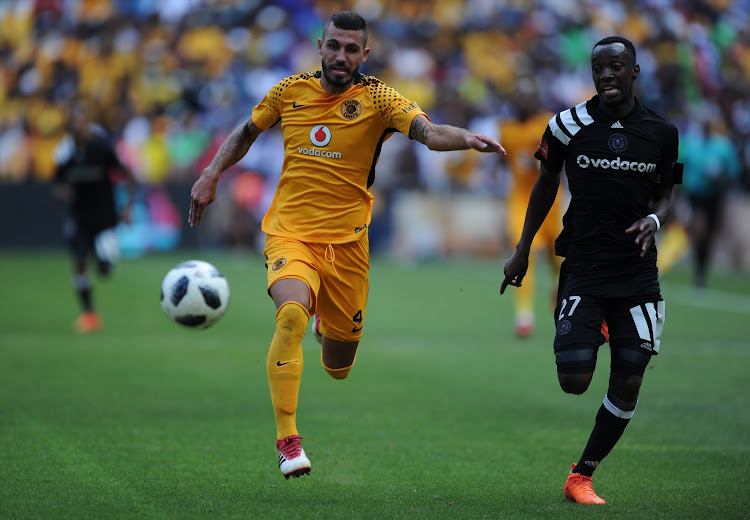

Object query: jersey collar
[589,95,642,122]
[314,70,364,87]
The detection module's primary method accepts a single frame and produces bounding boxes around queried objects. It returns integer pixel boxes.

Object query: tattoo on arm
[409,117,430,144]
[209,121,258,172]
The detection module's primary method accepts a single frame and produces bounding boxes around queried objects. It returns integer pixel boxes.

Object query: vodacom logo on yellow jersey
[297,125,342,159]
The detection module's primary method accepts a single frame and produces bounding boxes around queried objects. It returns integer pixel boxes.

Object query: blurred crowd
[1,0,750,253]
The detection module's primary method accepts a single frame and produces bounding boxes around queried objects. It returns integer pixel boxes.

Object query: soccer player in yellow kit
[188,11,506,479]
[500,84,565,338]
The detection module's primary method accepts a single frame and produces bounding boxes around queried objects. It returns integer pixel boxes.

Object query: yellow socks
[657,223,689,274]
[266,301,309,439]
[516,258,535,318]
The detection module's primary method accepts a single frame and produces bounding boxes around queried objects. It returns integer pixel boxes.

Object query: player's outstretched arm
[409,115,506,155]
[189,119,263,227]
[501,163,560,294]
[625,185,673,257]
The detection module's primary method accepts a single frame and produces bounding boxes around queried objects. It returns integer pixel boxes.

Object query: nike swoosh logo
[276,360,298,366]
[352,326,363,333]
[292,102,306,108]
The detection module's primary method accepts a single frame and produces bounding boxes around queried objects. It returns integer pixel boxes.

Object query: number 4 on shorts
[351,310,363,333]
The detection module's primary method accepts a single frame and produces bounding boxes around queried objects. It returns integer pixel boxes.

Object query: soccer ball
[160,260,230,329]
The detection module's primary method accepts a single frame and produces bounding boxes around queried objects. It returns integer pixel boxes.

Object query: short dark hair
[593,36,636,63]
[325,11,368,46]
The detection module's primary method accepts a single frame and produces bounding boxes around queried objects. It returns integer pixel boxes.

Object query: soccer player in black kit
[501,36,681,504]
[53,105,137,333]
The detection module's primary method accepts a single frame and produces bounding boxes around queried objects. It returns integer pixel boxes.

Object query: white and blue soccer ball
[160,260,230,329]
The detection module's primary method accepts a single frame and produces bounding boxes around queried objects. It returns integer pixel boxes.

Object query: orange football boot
[564,464,606,504]
[75,311,102,333]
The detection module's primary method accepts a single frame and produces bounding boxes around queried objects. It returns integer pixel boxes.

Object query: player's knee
[73,273,90,290]
[610,346,652,379]
[554,346,596,393]
[320,337,359,379]
[275,301,310,341]
[74,259,87,274]
[98,261,112,277]
[267,303,308,381]
[558,373,593,394]
[608,372,643,402]
[321,345,357,380]
[322,359,355,380]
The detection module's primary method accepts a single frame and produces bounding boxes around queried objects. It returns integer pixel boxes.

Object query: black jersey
[535,96,679,265]
[54,135,122,227]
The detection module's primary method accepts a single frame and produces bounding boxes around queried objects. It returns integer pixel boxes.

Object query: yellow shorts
[264,233,370,342]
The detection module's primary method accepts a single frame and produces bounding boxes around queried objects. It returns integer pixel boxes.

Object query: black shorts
[63,217,119,265]
[553,261,665,376]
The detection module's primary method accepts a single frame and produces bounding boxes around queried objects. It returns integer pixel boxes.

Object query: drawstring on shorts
[325,244,342,281]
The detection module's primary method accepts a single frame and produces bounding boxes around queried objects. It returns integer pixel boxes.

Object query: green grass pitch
[1,251,748,519]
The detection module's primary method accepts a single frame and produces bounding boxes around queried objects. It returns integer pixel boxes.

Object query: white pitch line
[662,283,750,315]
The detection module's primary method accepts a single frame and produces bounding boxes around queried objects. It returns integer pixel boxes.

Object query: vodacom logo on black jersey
[576,154,656,173]
[297,125,342,159]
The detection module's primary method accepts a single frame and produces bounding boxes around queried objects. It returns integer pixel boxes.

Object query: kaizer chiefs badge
[271,258,287,272]
[608,133,628,153]
[341,99,363,120]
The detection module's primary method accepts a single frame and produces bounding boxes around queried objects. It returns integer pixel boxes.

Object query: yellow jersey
[254,71,428,244]
[500,112,553,197]
[500,111,565,248]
